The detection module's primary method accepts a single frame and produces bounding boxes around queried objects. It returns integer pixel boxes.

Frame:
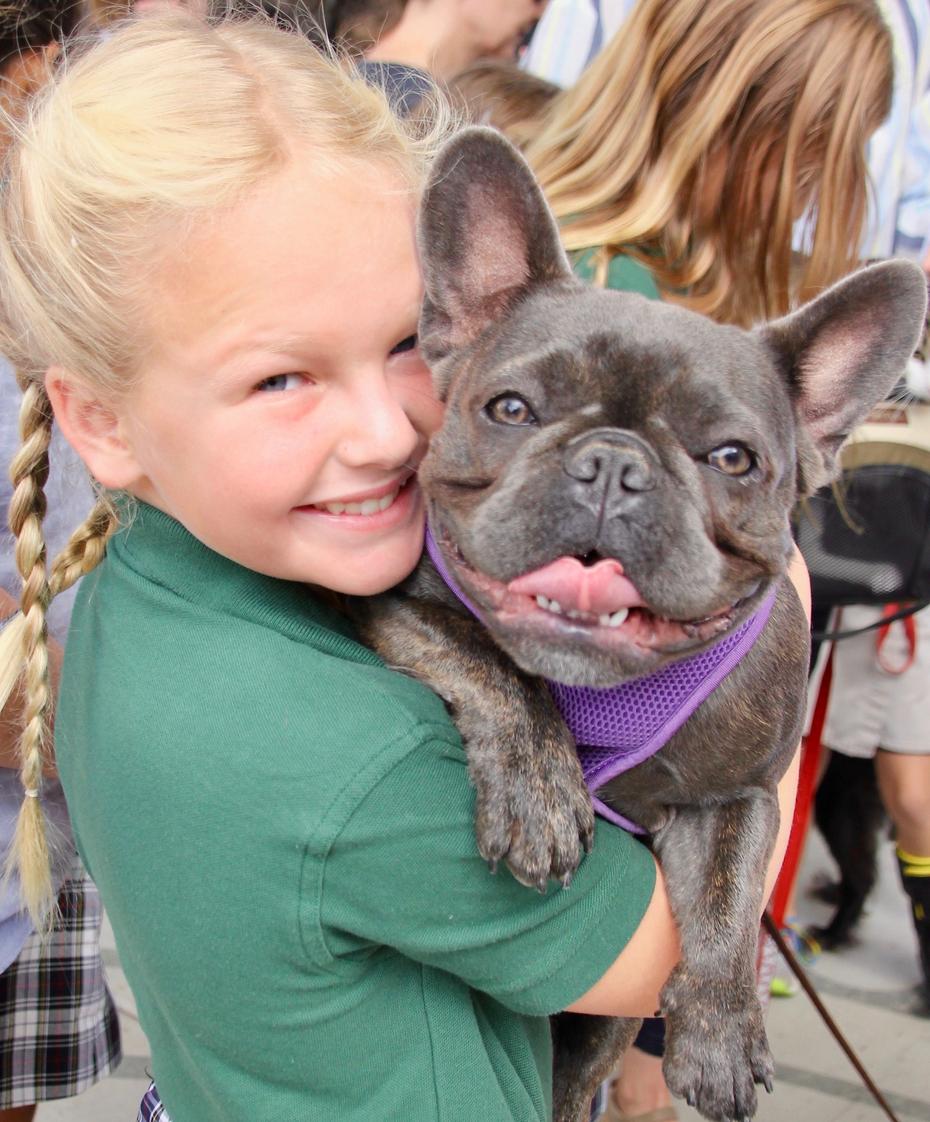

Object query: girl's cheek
[407,367,445,436]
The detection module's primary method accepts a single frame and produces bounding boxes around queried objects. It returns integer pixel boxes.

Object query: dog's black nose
[563,429,657,494]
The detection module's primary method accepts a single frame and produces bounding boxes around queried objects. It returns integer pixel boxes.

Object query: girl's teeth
[319,489,399,516]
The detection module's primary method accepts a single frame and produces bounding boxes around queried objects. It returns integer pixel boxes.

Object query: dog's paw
[661,977,774,1121]
[472,745,595,892]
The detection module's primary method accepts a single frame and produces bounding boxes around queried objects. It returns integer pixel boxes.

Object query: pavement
[37,826,930,1122]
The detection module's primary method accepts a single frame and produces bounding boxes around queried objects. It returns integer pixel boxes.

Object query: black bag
[794,402,930,609]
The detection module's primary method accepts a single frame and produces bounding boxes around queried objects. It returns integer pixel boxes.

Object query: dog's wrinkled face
[416,129,928,686]
[423,286,798,682]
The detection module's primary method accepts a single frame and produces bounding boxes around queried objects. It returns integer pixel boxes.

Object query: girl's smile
[296,471,418,523]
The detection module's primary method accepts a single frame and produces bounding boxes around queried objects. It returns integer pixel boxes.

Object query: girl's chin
[308,531,426,597]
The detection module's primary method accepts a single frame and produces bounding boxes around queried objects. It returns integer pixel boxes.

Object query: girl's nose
[337,375,421,468]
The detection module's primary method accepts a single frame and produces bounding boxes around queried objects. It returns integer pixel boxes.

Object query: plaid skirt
[0,867,122,1108]
[138,1081,171,1121]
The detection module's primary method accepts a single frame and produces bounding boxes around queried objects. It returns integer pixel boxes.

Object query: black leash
[762,911,901,1122]
[811,599,930,642]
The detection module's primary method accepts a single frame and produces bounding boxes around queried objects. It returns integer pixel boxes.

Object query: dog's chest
[552,589,775,829]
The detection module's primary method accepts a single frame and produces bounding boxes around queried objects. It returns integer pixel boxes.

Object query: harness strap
[426,527,776,833]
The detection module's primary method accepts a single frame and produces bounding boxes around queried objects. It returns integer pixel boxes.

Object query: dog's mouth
[437,533,750,651]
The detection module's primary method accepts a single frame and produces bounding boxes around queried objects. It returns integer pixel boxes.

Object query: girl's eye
[390,334,418,355]
[256,373,305,393]
[705,443,755,476]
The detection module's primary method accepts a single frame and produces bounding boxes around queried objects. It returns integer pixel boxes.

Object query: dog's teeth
[598,608,630,628]
[535,594,550,610]
[548,600,562,614]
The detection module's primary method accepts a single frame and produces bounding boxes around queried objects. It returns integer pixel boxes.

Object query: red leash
[876,603,918,674]
[768,647,832,928]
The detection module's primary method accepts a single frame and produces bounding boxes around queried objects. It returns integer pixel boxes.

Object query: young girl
[0,14,803,1121]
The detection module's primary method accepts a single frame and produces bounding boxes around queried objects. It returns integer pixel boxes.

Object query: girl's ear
[44,367,145,491]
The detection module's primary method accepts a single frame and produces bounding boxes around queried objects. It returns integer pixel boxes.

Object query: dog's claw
[487,858,498,875]
[762,1075,774,1094]
[560,871,573,889]
[471,725,595,892]
[662,970,772,1122]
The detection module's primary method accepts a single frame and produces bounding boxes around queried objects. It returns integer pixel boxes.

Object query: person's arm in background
[567,545,810,1017]
[0,586,60,775]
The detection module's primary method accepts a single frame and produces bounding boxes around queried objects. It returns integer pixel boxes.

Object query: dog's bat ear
[416,126,573,392]
[758,259,928,495]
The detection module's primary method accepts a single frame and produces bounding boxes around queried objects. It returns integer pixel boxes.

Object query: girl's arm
[566,546,810,1018]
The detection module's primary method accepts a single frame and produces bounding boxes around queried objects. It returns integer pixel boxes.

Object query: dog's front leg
[652,794,779,1121]
[354,595,595,890]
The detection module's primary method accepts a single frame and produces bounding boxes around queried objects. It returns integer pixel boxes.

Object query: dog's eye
[706,443,755,476]
[485,394,537,426]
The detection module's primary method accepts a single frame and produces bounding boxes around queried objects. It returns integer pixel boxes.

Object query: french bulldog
[350,127,928,1122]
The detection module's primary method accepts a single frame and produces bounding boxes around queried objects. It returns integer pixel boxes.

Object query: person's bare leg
[875,750,930,855]
[611,1044,674,1116]
[875,749,930,1000]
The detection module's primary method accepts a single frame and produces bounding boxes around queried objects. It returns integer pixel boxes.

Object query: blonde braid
[0,381,117,931]
[4,376,56,929]
[48,498,118,599]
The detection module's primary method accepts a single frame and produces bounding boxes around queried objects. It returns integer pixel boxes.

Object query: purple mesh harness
[425,527,776,833]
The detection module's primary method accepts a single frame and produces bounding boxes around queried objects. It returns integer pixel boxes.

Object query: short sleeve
[311,733,656,1016]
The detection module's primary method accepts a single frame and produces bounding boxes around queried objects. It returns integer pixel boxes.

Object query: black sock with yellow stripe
[896,847,930,988]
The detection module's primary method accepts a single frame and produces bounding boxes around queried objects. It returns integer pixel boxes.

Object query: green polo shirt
[572,248,661,298]
[56,503,655,1121]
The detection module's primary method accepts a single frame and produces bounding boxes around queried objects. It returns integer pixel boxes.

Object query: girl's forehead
[156,157,419,280]
[142,160,423,366]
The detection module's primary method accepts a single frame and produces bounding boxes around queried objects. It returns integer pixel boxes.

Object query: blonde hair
[0,10,449,926]
[523,0,893,326]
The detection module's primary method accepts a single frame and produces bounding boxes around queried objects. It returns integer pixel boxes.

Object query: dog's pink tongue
[508,557,644,614]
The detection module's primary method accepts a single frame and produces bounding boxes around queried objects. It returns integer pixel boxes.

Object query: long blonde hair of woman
[521,0,893,326]
[0,11,449,929]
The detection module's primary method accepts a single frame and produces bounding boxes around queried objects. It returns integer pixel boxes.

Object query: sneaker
[769,974,799,998]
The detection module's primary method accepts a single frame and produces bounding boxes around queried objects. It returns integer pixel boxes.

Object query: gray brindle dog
[350,128,928,1122]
